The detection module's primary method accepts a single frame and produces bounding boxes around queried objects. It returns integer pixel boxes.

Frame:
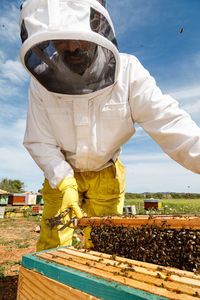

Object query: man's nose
[67,40,80,52]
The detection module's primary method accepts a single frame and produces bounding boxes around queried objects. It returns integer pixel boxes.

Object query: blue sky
[0,0,199,193]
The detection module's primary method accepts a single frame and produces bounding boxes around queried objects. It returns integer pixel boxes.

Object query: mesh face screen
[25,40,116,94]
[90,8,118,49]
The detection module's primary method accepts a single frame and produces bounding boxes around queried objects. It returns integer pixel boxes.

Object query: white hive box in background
[0,206,5,219]
[25,193,37,205]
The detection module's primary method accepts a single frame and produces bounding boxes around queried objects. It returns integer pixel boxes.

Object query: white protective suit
[20,0,200,189]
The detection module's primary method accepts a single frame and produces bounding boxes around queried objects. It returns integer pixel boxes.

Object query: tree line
[0,178,25,193]
[0,178,199,199]
[125,192,200,199]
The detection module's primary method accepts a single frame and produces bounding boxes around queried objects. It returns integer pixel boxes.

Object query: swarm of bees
[90,221,200,273]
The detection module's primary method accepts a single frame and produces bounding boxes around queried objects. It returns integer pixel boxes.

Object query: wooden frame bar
[78,216,200,229]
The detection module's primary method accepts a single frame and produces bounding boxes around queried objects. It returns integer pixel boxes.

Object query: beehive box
[25,193,37,205]
[0,194,9,205]
[0,206,5,218]
[8,193,26,205]
[17,246,200,300]
[36,193,44,205]
[144,199,162,210]
[32,205,43,214]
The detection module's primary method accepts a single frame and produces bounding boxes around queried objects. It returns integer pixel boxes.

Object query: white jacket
[24,53,200,188]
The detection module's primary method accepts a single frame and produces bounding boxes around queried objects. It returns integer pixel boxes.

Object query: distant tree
[154,193,163,199]
[125,193,144,199]
[0,178,25,193]
[125,191,200,200]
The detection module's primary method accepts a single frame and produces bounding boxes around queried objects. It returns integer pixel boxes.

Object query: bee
[98,258,104,262]
[164,277,169,281]
[113,272,120,276]
[156,273,162,279]
[111,254,117,260]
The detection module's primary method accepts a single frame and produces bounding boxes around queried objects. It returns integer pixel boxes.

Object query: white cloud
[0,50,6,63]
[0,102,27,122]
[0,79,20,99]
[167,85,200,122]
[169,85,200,101]
[181,100,200,116]
[0,145,43,192]
[121,153,167,162]
[0,118,43,192]
[0,57,29,100]
[0,59,28,84]
[0,119,26,145]
[122,159,200,193]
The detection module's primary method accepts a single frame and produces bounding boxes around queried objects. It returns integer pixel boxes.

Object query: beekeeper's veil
[19,0,119,95]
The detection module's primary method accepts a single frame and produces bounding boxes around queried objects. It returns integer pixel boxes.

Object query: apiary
[17,246,200,300]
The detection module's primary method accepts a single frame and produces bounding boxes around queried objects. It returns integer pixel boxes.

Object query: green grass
[0,218,14,226]
[4,260,21,267]
[25,215,41,222]
[0,239,30,249]
[124,198,200,215]
[0,240,15,246]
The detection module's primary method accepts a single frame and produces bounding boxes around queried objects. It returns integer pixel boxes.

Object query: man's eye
[91,17,100,31]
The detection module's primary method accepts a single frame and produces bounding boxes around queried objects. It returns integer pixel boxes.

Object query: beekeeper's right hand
[57,177,83,219]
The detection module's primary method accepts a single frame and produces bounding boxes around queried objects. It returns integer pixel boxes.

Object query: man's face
[53,40,96,74]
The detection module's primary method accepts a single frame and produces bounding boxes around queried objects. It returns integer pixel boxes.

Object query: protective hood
[19,0,119,95]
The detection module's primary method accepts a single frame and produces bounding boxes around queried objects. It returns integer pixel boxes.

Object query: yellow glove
[57,177,83,219]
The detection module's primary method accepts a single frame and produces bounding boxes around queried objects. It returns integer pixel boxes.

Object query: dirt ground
[0,216,41,300]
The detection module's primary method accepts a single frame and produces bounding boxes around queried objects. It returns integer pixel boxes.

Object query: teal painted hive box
[17,246,200,300]
[0,194,9,205]
[36,194,44,205]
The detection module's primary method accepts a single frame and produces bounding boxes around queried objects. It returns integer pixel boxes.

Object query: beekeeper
[20,0,200,251]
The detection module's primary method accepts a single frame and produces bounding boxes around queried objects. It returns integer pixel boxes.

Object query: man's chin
[66,63,86,74]
[64,58,90,75]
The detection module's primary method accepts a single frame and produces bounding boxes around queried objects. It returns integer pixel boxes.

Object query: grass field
[124,198,200,215]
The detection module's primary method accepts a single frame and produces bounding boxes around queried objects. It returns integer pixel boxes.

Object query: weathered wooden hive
[17,216,200,299]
